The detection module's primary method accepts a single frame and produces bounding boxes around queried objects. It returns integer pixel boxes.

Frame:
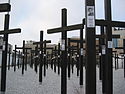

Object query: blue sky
[0,0,125,47]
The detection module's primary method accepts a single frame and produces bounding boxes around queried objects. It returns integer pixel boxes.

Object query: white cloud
[8,0,85,47]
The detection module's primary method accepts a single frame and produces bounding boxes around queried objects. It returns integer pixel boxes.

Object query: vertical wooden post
[34,44,38,73]
[14,45,16,72]
[25,49,27,71]
[22,40,25,75]
[114,52,117,70]
[54,46,57,73]
[76,42,80,77]
[85,0,96,94]
[1,14,10,91]
[104,0,113,94]
[68,38,71,79]
[80,27,84,85]
[99,36,102,80]
[116,54,119,69]
[44,40,46,77]
[123,39,125,78]
[17,50,20,69]
[100,26,106,93]
[51,49,54,69]
[71,45,74,74]
[39,31,43,82]
[61,8,67,94]
[58,43,60,75]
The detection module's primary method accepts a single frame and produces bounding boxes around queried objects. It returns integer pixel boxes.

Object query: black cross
[68,37,84,85]
[47,8,68,94]
[33,39,51,78]
[0,14,21,92]
[16,41,31,75]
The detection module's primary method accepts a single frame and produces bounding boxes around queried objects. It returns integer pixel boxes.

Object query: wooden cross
[47,9,85,94]
[33,39,51,78]
[68,39,81,77]
[16,40,31,75]
[1,14,21,92]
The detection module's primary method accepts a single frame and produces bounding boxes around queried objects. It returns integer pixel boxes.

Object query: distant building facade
[112,27,125,53]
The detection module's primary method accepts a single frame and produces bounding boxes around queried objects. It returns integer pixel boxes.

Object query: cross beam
[0,3,11,12]
[69,39,85,43]
[0,28,21,34]
[96,34,120,38]
[33,40,51,45]
[47,19,125,34]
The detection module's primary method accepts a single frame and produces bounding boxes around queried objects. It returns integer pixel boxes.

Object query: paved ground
[0,64,124,94]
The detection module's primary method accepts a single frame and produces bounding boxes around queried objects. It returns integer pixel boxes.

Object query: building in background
[112,27,125,54]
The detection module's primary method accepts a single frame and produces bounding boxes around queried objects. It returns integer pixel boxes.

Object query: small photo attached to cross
[88,7,94,16]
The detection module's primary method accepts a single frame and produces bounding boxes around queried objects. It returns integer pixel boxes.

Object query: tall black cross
[0,14,21,92]
[33,39,51,80]
[16,41,31,75]
[85,1,96,94]
[69,38,84,85]
[47,8,68,94]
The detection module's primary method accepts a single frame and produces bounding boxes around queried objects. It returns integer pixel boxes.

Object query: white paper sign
[2,45,5,51]
[108,41,113,48]
[39,51,41,54]
[68,53,70,56]
[99,53,101,56]
[2,41,5,51]
[87,6,95,28]
[61,39,65,51]
[77,55,79,57]
[44,54,46,57]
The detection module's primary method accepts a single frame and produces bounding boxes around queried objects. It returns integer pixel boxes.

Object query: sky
[0,0,125,48]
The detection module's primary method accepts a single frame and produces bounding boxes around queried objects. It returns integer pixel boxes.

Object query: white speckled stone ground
[0,59,125,94]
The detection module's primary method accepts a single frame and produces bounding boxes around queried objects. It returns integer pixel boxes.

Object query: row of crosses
[1,0,125,94]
